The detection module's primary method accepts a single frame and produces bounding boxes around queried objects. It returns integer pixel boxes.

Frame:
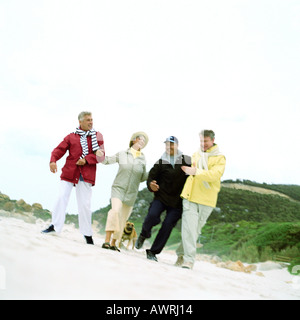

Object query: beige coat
[103,148,148,206]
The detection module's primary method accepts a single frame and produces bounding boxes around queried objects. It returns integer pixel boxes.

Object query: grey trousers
[176,199,213,264]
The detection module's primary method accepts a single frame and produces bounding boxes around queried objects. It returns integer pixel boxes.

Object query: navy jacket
[147,152,191,209]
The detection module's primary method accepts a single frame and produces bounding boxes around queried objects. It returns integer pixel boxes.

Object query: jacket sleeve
[102,152,119,165]
[195,156,226,182]
[141,164,149,183]
[183,155,192,167]
[86,132,105,164]
[50,135,70,163]
[147,160,161,192]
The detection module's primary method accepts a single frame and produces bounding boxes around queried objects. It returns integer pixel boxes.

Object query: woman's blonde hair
[130,135,145,148]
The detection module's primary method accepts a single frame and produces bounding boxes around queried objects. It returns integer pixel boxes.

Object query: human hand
[50,162,57,173]
[150,180,160,192]
[76,158,87,166]
[95,149,104,157]
[181,166,197,176]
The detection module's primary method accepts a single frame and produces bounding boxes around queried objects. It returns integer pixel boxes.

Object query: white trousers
[52,180,93,236]
[176,199,213,264]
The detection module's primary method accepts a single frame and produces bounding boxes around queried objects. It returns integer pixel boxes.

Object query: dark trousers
[141,199,182,254]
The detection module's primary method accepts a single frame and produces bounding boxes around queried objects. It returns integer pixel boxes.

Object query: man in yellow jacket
[176,130,226,269]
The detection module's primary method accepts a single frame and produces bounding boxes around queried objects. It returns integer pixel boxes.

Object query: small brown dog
[119,221,138,250]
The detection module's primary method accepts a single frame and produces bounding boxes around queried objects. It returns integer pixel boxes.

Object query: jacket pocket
[61,163,77,180]
[81,164,96,183]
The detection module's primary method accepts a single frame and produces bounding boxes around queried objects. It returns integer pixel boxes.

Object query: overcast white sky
[1,0,300,214]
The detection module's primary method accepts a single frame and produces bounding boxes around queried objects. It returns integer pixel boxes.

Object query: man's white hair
[78,111,92,121]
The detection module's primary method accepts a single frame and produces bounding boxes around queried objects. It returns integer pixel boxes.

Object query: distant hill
[212,182,300,223]
[93,180,300,226]
[223,179,300,202]
[0,193,51,223]
[93,181,300,265]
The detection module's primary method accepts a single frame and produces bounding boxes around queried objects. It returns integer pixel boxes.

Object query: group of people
[42,111,226,270]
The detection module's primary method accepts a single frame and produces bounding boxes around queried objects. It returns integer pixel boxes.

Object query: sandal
[102,242,111,249]
[110,245,121,252]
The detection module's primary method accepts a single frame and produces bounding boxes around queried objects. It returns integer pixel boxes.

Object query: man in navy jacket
[136,136,191,261]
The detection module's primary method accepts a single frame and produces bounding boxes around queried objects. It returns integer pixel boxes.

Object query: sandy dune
[0,217,299,300]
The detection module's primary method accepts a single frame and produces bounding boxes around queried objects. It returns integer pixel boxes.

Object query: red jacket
[50,131,105,186]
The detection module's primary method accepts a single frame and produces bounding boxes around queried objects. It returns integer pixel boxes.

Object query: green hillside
[223,179,300,202]
[93,181,300,266]
[211,186,300,223]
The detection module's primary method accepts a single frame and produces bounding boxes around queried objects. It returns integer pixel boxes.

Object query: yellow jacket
[181,145,226,208]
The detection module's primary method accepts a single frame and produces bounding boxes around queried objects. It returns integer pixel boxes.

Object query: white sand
[0,216,299,300]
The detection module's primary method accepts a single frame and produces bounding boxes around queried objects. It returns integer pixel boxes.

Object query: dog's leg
[132,239,137,250]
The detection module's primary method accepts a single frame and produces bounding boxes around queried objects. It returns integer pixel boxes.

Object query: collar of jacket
[126,148,144,158]
[161,150,183,164]
[203,144,218,153]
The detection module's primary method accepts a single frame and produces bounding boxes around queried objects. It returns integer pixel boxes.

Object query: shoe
[146,249,158,262]
[182,261,194,270]
[84,236,94,245]
[135,235,146,249]
[110,245,120,252]
[42,225,55,234]
[175,256,184,267]
[102,242,111,249]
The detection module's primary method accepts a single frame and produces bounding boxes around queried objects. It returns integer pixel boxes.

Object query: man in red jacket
[42,111,105,245]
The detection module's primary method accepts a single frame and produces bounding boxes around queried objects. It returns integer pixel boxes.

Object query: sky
[0,0,300,214]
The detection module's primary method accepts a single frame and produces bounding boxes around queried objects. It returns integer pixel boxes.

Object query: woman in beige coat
[102,132,149,251]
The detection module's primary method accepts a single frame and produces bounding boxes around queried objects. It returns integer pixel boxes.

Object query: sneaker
[146,249,158,262]
[182,261,194,270]
[175,256,184,267]
[84,236,94,245]
[135,235,146,249]
[42,225,55,234]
